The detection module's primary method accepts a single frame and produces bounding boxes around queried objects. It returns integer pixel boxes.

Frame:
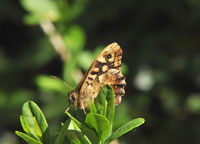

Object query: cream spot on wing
[93,67,99,72]
[102,65,108,72]
[98,57,107,63]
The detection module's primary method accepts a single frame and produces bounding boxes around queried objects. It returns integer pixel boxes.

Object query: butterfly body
[69,42,126,110]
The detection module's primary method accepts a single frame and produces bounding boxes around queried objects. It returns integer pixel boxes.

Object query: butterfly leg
[80,103,87,114]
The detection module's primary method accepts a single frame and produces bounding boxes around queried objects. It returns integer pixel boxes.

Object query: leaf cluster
[16,85,144,144]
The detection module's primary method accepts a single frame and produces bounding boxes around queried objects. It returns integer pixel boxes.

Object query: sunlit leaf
[35,75,68,93]
[105,118,145,144]
[20,0,60,24]
[85,113,111,142]
[15,131,42,144]
[22,101,50,144]
[65,111,98,144]
[65,111,82,128]
[89,100,97,113]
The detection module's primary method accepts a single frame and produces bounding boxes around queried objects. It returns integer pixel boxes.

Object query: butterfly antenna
[50,76,73,90]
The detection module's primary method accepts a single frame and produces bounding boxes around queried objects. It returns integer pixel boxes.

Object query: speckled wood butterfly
[68,42,126,112]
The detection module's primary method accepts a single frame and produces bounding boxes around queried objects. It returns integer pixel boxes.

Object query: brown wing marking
[82,69,126,108]
[109,71,126,105]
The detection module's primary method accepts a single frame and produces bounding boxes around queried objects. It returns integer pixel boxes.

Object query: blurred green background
[0,0,200,143]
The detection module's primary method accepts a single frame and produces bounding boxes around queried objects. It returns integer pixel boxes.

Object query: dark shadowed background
[0,0,200,143]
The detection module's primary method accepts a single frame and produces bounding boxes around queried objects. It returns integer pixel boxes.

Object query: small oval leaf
[105,118,145,143]
[15,131,42,144]
[22,101,50,144]
[85,113,111,142]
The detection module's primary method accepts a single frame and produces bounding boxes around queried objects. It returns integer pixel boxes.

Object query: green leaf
[68,119,81,131]
[94,85,115,123]
[77,51,94,71]
[15,131,42,144]
[121,63,128,74]
[20,115,31,136]
[64,25,85,53]
[105,85,115,124]
[66,111,99,144]
[68,119,99,144]
[20,0,60,24]
[33,117,42,138]
[66,130,92,144]
[105,118,145,143]
[85,113,111,142]
[55,119,71,144]
[80,126,99,144]
[65,111,82,128]
[35,75,68,93]
[22,101,50,144]
[89,100,97,113]
[94,85,107,115]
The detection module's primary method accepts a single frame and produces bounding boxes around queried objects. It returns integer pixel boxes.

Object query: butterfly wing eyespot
[106,54,112,59]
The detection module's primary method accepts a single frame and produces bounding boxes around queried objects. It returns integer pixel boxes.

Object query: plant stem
[40,20,71,62]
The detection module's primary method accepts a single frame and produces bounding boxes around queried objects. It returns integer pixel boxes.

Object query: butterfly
[68,42,126,112]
